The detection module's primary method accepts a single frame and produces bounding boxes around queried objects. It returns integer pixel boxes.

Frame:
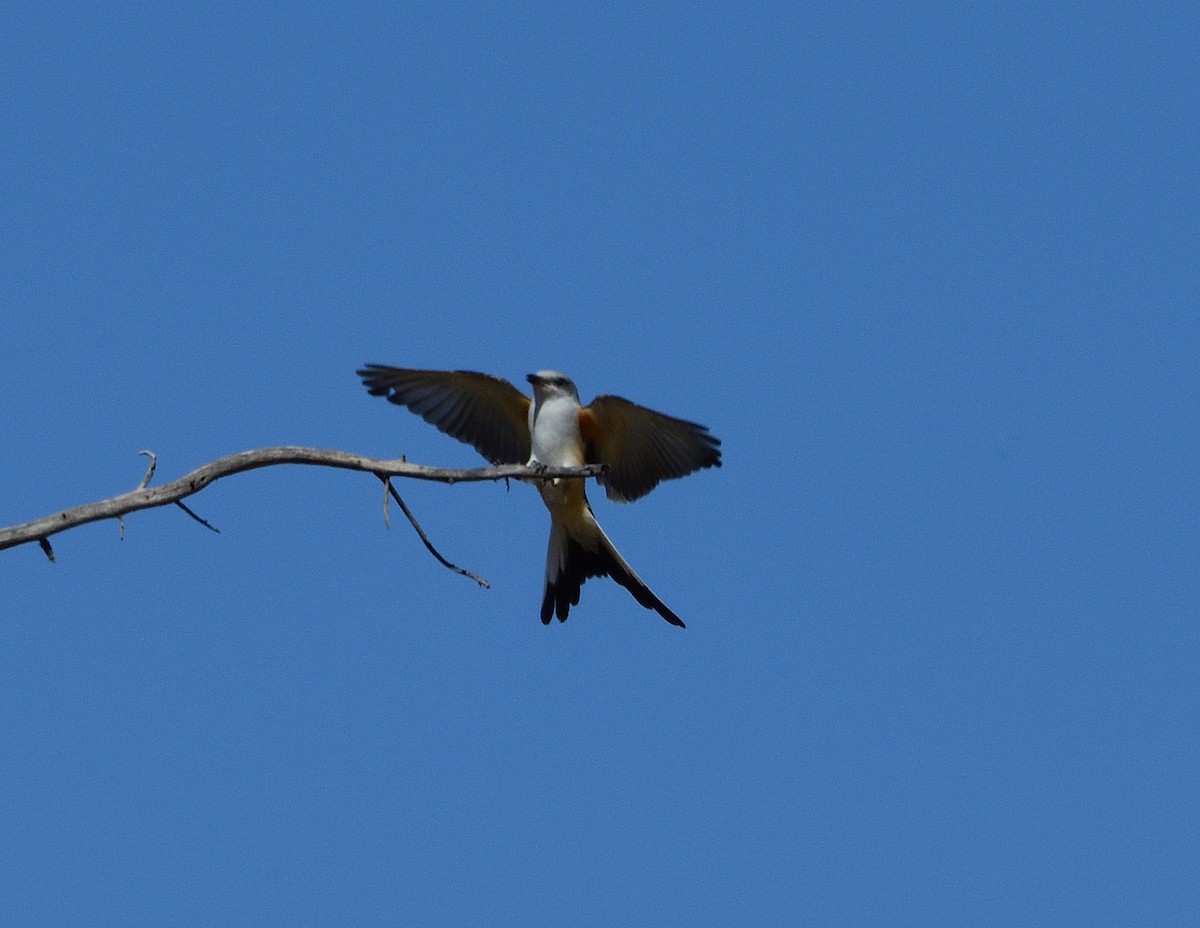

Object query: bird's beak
[526,373,542,386]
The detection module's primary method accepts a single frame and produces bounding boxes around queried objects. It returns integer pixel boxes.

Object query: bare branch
[0,447,605,566]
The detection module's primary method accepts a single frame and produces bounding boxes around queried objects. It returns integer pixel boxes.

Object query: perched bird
[358,365,722,627]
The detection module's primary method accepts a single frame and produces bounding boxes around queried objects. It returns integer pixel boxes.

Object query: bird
[357,365,722,627]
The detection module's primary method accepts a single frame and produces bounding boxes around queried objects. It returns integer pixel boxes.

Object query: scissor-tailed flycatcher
[358,365,722,627]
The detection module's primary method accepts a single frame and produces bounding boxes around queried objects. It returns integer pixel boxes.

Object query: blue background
[2,2,1197,925]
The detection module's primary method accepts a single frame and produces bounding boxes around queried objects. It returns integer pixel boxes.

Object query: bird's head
[526,370,579,401]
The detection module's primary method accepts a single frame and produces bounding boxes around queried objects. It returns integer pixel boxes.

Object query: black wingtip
[357,364,392,396]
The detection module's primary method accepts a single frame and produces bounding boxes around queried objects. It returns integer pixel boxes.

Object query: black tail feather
[541,533,685,628]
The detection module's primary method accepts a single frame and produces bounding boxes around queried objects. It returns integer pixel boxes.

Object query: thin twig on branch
[0,447,606,579]
[379,477,490,588]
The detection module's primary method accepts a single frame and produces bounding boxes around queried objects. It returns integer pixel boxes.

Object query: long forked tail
[540,516,685,627]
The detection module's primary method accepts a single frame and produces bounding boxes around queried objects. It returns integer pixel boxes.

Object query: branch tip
[136,450,158,489]
[175,500,220,533]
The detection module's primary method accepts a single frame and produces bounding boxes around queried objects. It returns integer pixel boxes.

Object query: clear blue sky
[2,2,1197,925]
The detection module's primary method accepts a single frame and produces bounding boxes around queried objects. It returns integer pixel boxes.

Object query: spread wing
[582,395,722,502]
[358,365,532,464]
